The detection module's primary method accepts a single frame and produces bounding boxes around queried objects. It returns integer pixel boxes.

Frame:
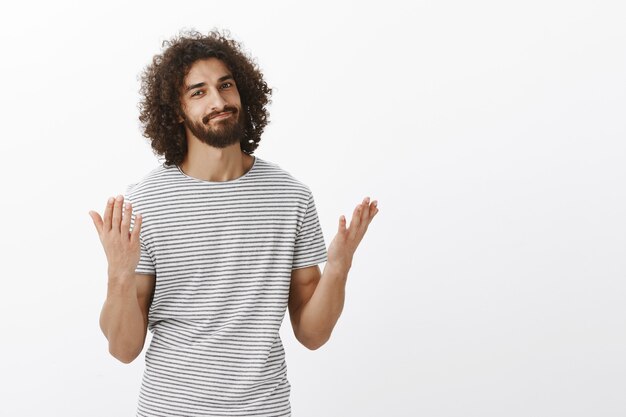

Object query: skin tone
[88,56,379,352]
[328,196,378,272]
[176,57,254,182]
[289,195,378,349]
[89,195,143,280]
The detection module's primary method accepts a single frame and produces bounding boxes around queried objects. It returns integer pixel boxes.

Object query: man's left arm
[288,196,379,350]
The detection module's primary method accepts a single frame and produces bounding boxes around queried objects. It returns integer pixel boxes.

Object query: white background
[0,1,624,416]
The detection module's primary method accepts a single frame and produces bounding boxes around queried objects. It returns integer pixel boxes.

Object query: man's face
[179,58,245,148]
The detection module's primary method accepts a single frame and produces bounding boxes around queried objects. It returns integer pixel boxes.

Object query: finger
[359,198,373,236]
[89,211,103,235]
[130,212,142,245]
[348,203,362,240]
[103,197,115,231]
[350,203,361,227]
[360,196,371,223]
[111,195,124,233]
[121,200,132,238]
[338,215,347,235]
[370,200,379,219]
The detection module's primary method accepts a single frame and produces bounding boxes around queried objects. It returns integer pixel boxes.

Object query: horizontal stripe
[124,155,327,416]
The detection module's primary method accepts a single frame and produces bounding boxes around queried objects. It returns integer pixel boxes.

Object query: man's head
[138,29,272,166]
[179,57,245,150]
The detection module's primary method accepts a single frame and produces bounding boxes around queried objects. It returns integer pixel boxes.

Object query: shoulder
[254,156,312,198]
[124,163,172,201]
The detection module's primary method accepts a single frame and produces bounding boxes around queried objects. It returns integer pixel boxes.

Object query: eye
[221,82,233,89]
[191,90,203,97]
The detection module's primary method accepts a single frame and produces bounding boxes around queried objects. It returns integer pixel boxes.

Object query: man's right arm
[90,194,153,363]
[99,273,156,364]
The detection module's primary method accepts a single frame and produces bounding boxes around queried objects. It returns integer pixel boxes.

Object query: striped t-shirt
[123,155,328,417]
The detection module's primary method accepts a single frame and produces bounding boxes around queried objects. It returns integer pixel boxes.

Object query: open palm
[327,196,379,272]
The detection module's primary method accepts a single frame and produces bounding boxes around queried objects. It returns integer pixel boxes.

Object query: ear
[176,103,186,123]
[176,110,185,123]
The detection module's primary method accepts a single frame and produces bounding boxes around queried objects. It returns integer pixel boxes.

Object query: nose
[206,88,228,112]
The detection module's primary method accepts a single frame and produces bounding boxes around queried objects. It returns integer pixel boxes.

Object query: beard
[184,106,246,149]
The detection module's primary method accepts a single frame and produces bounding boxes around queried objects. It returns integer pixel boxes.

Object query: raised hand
[327,196,379,272]
[88,195,143,280]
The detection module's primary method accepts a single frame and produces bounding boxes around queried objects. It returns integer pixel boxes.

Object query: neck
[178,142,253,182]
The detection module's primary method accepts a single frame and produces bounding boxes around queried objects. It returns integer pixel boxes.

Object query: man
[89,29,378,417]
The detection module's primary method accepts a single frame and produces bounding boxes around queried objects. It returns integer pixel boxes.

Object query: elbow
[116,354,136,364]
[104,330,146,364]
[299,331,330,351]
[109,345,141,364]
[305,341,325,351]
[111,351,138,364]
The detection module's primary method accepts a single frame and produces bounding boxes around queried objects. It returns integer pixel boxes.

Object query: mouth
[210,112,232,121]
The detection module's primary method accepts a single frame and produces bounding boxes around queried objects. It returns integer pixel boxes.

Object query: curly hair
[137,28,272,166]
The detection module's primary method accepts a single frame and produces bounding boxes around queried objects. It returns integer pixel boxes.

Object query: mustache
[203,106,238,124]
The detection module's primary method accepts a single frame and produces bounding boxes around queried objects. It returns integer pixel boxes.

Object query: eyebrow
[185,75,234,92]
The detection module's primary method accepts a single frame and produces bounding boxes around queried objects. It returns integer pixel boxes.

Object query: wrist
[107,269,136,286]
[325,260,350,277]
[106,277,136,298]
[107,264,135,278]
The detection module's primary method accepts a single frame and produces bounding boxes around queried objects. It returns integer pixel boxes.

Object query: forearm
[99,276,145,363]
[297,262,349,349]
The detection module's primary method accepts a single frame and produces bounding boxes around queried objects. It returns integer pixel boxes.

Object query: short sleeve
[125,184,156,276]
[292,191,328,270]
[134,236,156,275]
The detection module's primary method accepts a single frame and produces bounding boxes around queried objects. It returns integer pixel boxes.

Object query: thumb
[338,215,347,234]
[89,211,103,235]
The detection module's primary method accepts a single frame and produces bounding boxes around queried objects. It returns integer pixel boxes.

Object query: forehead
[185,57,232,82]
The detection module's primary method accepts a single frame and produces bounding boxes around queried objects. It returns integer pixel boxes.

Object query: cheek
[228,89,242,104]
[185,105,204,118]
